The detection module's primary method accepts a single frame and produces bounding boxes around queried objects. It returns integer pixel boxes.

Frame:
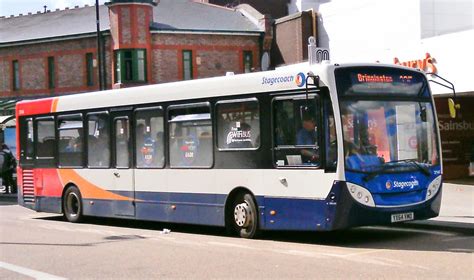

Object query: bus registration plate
[391,212,414,223]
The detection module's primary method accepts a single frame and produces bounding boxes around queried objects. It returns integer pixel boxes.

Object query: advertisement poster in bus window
[395,105,418,160]
[226,122,253,148]
[140,137,156,166]
[180,136,198,165]
[367,109,390,161]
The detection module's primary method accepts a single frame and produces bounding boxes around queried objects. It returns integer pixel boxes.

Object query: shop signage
[393,53,437,74]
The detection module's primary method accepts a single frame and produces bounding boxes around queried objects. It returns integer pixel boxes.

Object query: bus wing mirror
[448,98,461,119]
[427,73,460,119]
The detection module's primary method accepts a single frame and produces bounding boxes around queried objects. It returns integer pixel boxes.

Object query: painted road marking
[369,226,456,237]
[0,261,66,280]
[443,236,474,242]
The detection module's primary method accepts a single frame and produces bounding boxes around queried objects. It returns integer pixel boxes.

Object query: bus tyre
[228,193,259,239]
[63,186,83,223]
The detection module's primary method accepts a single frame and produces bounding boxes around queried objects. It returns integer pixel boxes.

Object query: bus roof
[16,62,423,117]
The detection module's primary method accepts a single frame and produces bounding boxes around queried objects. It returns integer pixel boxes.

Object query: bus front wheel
[227,193,259,239]
[63,186,83,223]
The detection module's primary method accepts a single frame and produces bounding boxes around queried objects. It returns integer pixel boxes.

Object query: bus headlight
[425,175,442,200]
[346,182,375,207]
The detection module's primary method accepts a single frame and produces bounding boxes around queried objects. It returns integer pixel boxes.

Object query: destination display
[335,66,428,97]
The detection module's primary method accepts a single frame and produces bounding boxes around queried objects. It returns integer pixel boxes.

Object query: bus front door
[112,111,135,217]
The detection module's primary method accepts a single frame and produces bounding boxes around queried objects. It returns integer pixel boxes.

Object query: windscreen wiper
[390,158,431,176]
[362,166,388,182]
[363,159,430,182]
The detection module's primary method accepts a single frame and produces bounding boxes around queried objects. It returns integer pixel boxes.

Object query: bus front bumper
[326,181,442,230]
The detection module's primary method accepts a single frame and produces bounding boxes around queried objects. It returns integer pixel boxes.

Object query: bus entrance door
[111,111,135,217]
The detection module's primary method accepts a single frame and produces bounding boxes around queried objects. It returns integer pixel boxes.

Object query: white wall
[289,0,474,94]
[420,0,474,38]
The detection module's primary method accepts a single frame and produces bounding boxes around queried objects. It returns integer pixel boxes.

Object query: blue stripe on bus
[29,179,441,232]
[78,190,333,230]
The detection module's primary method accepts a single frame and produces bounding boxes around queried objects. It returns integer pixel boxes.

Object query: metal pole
[95,0,103,90]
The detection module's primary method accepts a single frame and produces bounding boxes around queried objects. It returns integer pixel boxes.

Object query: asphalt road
[0,183,473,279]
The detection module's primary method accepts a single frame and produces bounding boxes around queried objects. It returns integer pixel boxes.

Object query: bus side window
[87,113,110,168]
[168,104,213,168]
[326,103,337,170]
[23,118,34,160]
[36,117,55,160]
[58,115,84,167]
[216,98,260,150]
[273,95,321,167]
[115,118,130,168]
[135,107,164,168]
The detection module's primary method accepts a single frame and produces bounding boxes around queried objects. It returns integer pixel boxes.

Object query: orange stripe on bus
[51,98,59,113]
[57,169,132,201]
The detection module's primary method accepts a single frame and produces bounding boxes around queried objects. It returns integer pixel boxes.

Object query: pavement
[1,180,472,279]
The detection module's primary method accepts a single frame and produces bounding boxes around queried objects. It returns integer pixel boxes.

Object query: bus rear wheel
[227,193,259,239]
[63,186,83,223]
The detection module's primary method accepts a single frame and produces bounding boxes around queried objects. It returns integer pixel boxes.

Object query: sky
[1,0,107,17]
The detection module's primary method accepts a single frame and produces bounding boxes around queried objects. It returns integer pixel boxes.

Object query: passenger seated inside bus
[296,116,319,164]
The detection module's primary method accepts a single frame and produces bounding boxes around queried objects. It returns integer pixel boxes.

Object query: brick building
[0,0,272,104]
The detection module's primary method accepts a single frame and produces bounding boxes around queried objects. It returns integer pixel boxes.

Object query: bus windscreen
[335,66,428,97]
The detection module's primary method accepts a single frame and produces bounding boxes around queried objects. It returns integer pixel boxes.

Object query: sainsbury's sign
[393,53,437,74]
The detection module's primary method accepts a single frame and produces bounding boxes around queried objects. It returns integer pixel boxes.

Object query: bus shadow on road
[263,221,474,253]
[36,214,473,253]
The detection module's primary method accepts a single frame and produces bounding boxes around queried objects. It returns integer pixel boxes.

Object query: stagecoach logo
[295,72,306,87]
[386,179,420,190]
[261,72,306,87]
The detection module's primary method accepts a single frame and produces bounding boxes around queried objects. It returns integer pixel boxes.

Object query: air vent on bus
[22,169,35,204]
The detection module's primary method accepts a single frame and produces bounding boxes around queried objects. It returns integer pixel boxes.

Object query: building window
[114,49,147,83]
[12,60,20,91]
[48,57,55,89]
[182,50,193,80]
[216,99,260,150]
[243,51,253,73]
[86,53,94,86]
[169,104,212,168]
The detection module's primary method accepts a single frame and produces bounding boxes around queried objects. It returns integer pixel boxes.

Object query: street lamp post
[95,0,104,90]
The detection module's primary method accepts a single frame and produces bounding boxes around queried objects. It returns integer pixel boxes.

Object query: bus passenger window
[36,118,55,159]
[273,96,320,167]
[135,107,164,168]
[115,118,130,168]
[87,113,110,168]
[169,105,213,168]
[216,99,260,150]
[326,104,337,170]
[58,115,84,167]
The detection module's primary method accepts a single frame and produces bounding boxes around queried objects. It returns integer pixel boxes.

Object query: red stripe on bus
[17,98,55,116]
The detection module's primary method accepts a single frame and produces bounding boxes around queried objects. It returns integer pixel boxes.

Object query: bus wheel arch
[62,183,84,223]
[224,187,259,239]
